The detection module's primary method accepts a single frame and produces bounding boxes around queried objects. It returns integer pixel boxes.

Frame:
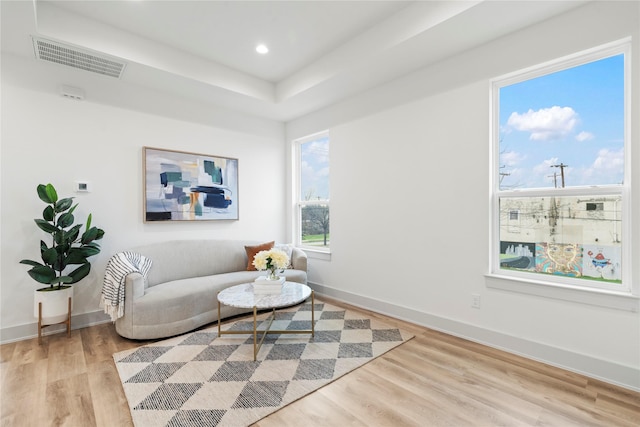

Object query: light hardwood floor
[1,296,639,427]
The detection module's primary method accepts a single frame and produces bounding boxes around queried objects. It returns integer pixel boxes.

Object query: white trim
[0,310,111,344]
[292,130,331,251]
[495,38,631,89]
[489,39,632,295]
[310,281,640,392]
[301,247,331,260]
[485,273,638,312]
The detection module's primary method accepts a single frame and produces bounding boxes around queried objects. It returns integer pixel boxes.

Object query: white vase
[34,286,73,325]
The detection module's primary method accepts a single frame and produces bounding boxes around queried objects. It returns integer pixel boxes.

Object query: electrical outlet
[471,294,481,309]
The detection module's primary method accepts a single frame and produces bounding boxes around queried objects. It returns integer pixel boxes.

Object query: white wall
[0,56,287,341]
[287,1,640,390]
[2,0,638,391]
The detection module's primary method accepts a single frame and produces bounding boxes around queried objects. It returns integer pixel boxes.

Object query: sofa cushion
[274,243,294,268]
[244,241,274,270]
[132,240,268,287]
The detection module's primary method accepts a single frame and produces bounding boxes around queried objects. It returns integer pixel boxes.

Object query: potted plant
[20,183,105,327]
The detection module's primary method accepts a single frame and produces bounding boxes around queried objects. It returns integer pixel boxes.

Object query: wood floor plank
[0,296,638,427]
[86,359,134,427]
[46,330,87,384]
[0,343,15,364]
[46,374,97,427]
[376,346,543,425]
[255,389,366,427]
[0,359,49,427]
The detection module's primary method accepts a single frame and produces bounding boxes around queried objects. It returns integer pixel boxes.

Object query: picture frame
[143,146,239,221]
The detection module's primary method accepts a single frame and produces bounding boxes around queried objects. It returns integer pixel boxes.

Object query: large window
[491,41,630,294]
[294,131,330,251]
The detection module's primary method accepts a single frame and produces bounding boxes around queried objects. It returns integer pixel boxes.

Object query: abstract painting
[144,147,238,221]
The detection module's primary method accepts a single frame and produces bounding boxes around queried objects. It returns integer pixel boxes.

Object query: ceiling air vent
[32,36,126,79]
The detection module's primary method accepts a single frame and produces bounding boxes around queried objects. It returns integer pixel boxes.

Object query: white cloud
[575,148,624,185]
[305,140,330,163]
[592,148,624,172]
[533,157,559,176]
[576,131,595,142]
[507,106,578,141]
[500,150,525,167]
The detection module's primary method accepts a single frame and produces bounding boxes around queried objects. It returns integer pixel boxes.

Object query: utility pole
[550,163,568,188]
[547,172,558,188]
[499,165,511,185]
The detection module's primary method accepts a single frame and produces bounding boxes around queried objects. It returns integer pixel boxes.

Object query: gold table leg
[217,292,315,361]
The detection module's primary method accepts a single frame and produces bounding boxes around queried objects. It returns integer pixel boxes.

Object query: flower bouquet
[252,249,289,293]
[252,248,289,280]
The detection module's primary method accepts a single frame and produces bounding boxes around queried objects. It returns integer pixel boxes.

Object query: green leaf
[79,243,101,257]
[35,219,58,234]
[81,227,99,244]
[66,247,87,265]
[41,247,58,265]
[27,265,57,284]
[86,213,92,230]
[55,198,74,213]
[68,263,91,284]
[50,275,73,285]
[58,212,75,228]
[37,184,57,204]
[43,205,55,222]
[20,259,43,267]
[65,224,82,243]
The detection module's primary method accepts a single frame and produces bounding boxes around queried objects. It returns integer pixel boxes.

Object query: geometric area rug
[113,301,414,427]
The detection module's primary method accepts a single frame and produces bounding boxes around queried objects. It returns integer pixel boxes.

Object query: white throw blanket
[100,251,152,321]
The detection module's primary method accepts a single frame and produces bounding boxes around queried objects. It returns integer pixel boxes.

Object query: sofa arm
[291,247,307,272]
[125,272,146,300]
[115,272,146,338]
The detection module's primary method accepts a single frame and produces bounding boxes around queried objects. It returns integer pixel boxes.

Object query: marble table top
[217,282,312,309]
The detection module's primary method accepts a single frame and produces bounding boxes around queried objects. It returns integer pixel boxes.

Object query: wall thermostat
[75,181,91,192]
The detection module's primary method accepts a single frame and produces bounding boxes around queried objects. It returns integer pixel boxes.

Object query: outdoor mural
[500,241,622,283]
[535,243,582,277]
[500,241,535,270]
[582,245,622,281]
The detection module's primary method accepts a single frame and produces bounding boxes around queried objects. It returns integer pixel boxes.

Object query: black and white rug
[113,301,413,427]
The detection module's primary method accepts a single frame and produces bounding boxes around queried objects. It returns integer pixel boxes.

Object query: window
[491,40,630,294]
[294,131,330,251]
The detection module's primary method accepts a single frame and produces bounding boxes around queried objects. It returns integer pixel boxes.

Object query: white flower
[252,249,289,271]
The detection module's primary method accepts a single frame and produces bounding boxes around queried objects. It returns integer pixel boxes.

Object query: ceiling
[1,0,587,122]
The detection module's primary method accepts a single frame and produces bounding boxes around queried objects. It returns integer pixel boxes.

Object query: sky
[300,135,330,200]
[499,54,624,190]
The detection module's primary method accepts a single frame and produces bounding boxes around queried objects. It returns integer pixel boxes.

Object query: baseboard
[4,285,638,392]
[0,310,112,344]
[309,281,640,392]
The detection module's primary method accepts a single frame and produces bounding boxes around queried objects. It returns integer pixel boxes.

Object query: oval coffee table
[217,282,315,360]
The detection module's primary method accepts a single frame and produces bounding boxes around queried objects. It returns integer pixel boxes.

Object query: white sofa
[114,239,307,339]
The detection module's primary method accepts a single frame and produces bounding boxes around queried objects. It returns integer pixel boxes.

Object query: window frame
[488,39,633,302]
[292,130,330,253]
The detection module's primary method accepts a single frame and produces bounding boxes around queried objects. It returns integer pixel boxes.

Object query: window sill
[485,273,639,312]
[299,247,331,261]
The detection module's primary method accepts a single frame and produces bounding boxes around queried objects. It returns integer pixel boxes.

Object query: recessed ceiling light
[256,44,269,54]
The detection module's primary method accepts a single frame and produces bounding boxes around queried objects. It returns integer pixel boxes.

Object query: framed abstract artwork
[143,147,239,221]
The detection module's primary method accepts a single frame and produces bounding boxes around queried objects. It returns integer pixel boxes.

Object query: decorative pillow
[274,243,294,268]
[245,241,274,271]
